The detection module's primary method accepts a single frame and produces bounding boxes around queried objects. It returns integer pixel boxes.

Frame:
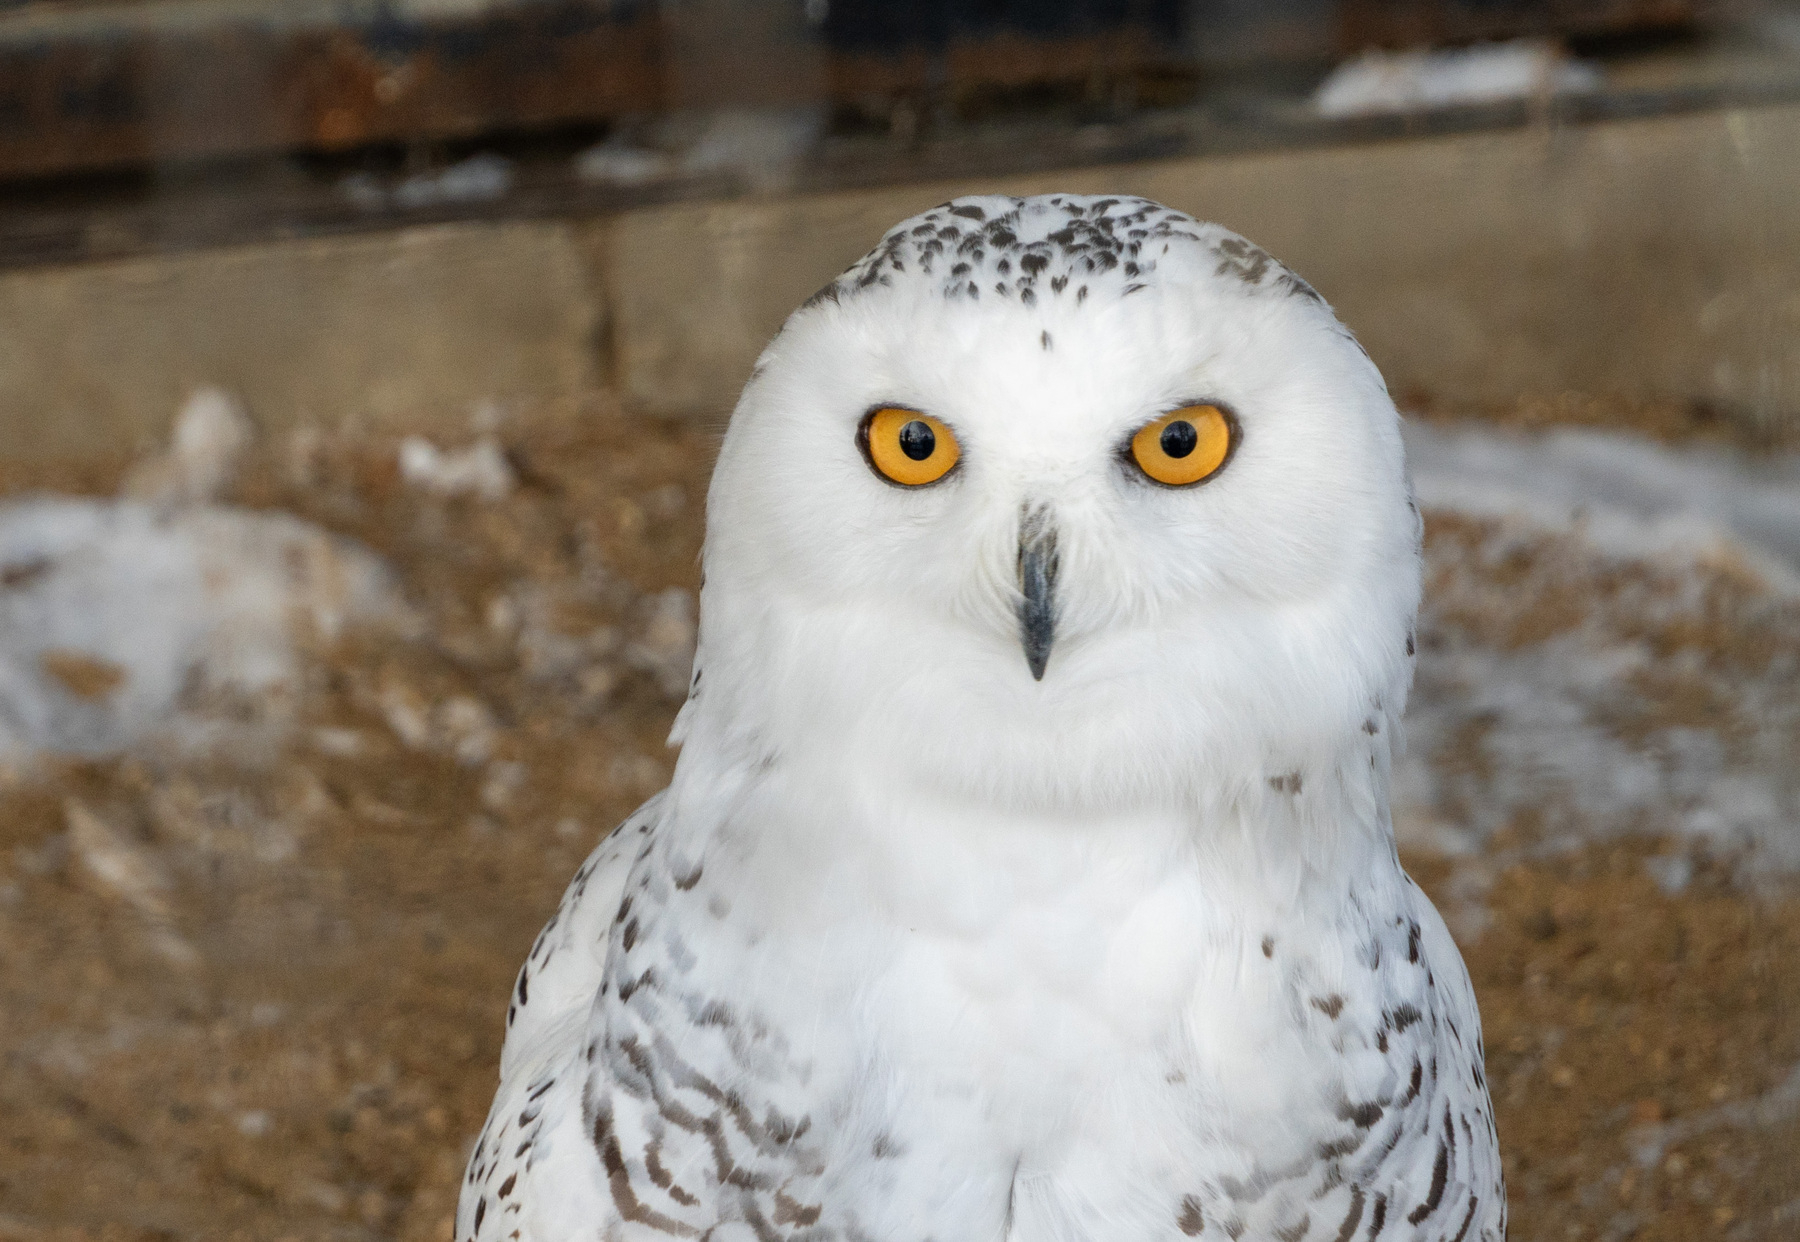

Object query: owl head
[678,195,1419,819]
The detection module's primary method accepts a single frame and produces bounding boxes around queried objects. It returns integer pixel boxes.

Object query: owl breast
[554,783,1499,1242]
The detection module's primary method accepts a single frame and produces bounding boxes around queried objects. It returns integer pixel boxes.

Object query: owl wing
[1325,880,1507,1242]
[1402,877,1508,1242]
[457,793,667,1242]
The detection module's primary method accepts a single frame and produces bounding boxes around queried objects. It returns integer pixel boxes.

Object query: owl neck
[671,580,1414,901]
[667,685,1405,923]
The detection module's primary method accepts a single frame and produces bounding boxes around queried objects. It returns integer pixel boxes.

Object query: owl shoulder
[498,791,668,1083]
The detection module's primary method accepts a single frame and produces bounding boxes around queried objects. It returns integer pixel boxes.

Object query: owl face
[693,197,1420,810]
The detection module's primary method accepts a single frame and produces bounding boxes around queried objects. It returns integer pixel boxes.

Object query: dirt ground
[0,404,1795,1241]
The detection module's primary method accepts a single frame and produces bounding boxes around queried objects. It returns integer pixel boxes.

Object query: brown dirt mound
[0,408,1795,1241]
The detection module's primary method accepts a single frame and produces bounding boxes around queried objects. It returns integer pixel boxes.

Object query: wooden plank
[0,2,670,181]
[0,0,1189,182]
[0,0,1734,184]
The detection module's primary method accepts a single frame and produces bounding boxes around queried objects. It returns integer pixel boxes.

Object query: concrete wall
[0,223,607,458]
[605,103,1800,431]
[2,102,1796,460]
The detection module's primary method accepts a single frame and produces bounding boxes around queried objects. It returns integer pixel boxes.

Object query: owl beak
[1017,507,1059,681]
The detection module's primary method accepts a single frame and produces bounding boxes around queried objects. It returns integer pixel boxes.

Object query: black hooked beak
[1016,507,1059,681]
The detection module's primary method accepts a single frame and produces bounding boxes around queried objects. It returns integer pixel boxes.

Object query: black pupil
[898,420,936,461]
[1160,420,1199,458]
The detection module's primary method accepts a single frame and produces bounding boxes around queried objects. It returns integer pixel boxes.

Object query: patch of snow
[340,154,514,211]
[0,499,397,760]
[1397,421,1800,880]
[679,107,825,191]
[123,388,254,508]
[394,153,513,208]
[575,141,675,186]
[575,107,825,193]
[1405,421,1800,592]
[1316,40,1600,118]
[397,435,515,501]
[1643,852,1695,896]
[481,759,528,812]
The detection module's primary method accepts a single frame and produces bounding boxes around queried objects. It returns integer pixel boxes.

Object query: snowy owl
[459,195,1505,1242]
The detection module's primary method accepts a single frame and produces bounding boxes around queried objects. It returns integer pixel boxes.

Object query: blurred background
[0,1,1797,1239]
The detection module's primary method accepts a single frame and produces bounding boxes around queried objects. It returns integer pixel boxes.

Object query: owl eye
[1128,404,1234,487]
[860,407,961,487]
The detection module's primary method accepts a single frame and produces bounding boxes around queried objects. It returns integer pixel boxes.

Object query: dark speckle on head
[818,195,1321,315]
[1213,235,1272,284]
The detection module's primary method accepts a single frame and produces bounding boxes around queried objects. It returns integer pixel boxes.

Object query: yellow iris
[1129,405,1233,487]
[861,408,961,487]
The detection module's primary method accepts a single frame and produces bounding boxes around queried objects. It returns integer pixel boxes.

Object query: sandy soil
[0,406,1795,1241]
